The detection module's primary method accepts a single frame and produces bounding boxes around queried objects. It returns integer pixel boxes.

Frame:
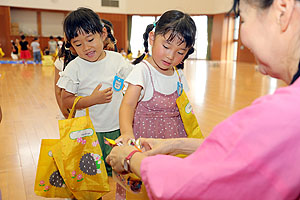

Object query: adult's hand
[140,137,204,156]
[140,138,180,156]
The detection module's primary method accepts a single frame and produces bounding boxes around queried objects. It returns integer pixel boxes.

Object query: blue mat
[0,60,38,64]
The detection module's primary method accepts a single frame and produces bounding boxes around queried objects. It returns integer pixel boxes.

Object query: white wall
[0,0,232,14]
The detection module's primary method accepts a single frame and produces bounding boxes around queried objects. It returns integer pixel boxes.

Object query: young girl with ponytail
[116,9,196,199]
[120,9,196,141]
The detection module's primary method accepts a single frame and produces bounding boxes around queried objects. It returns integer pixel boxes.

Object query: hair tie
[65,42,71,50]
[153,22,156,27]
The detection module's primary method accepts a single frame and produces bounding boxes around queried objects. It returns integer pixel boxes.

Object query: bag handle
[67,96,89,119]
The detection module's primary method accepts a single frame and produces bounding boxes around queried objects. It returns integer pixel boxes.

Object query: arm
[140,137,203,156]
[27,43,31,51]
[54,68,69,118]
[61,83,113,109]
[106,138,203,178]
[119,83,142,138]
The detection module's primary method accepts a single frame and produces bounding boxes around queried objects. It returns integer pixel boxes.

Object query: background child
[19,35,31,65]
[11,40,18,60]
[30,37,42,64]
[56,36,63,50]
[56,7,132,181]
[54,41,77,119]
[117,10,196,199]
[102,19,118,52]
[48,35,57,57]
[42,48,54,66]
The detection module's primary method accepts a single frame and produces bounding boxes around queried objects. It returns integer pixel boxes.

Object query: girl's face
[149,31,189,75]
[70,30,106,62]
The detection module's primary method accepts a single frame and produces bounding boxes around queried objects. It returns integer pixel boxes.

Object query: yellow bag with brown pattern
[58,96,110,199]
[34,139,74,198]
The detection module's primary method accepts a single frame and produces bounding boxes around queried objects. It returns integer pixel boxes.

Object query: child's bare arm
[61,83,113,109]
[54,68,69,118]
[119,84,142,139]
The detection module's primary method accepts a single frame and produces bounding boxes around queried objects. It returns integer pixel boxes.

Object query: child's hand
[115,135,135,145]
[91,83,113,104]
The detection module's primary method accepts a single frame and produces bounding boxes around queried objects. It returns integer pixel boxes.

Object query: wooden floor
[0,59,286,199]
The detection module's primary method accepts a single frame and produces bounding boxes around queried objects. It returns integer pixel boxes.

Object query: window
[130,15,155,58]
[129,15,208,60]
[233,16,240,61]
[191,16,208,60]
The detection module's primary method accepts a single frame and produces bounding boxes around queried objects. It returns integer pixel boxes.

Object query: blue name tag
[113,75,124,91]
[177,81,183,96]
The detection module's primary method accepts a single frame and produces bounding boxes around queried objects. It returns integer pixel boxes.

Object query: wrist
[172,139,183,155]
[124,149,140,172]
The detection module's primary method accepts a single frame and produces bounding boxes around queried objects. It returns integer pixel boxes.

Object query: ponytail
[132,24,155,65]
[57,41,77,71]
[176,47,194,69]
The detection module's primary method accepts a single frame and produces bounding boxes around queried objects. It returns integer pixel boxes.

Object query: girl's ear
[101,27,108,41]
[149,31,155,46]
[274,0,295,31]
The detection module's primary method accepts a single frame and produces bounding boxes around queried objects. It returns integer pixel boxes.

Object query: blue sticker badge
[177,81,183,96]
[113,75,124,91]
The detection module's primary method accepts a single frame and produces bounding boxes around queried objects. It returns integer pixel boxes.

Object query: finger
[95,83,102,90]
[144,149,157,156]
[141,141,152,151]
[103,87,112,93]
[106,90,113,96]
[140,138,153,151]
[105,98,112,103]
[106,92,113,99]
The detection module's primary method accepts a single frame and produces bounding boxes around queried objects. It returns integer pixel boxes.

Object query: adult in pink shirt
[107,0,300,199]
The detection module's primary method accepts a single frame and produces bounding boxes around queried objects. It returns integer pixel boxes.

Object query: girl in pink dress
[116,10,197,199]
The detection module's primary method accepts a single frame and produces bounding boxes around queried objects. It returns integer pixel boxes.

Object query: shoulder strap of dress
[142,61,155,88]
[174,67,182,83]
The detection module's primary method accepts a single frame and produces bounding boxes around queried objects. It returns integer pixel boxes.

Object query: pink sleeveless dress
[133,62,187,139]
[115,62,187,200]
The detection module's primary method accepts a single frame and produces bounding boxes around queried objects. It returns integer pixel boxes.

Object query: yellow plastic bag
[52,137,105,200]
[176,90,203,138]
[175,68,204,139]
[34,139,74,198]
[42,55,54,66]
[58,96,110,199]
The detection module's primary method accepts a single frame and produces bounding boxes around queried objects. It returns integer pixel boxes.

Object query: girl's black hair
[57,41,77,70]
[132,10,196,69]
[102,19,117,52]
[63,7,104,42]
